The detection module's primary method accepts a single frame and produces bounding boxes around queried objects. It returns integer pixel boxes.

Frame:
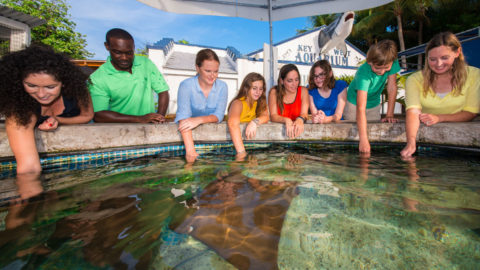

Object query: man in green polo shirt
[89,28,169,123]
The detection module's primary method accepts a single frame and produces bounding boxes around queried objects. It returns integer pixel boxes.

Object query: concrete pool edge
[1,121,479,158]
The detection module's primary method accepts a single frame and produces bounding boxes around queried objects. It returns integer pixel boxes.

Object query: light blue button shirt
[174,76,228,123]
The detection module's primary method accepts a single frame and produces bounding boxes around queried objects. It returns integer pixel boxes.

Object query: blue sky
[67,0,311,60]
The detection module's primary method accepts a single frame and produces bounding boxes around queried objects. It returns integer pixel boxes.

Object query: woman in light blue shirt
[175,49,228,162]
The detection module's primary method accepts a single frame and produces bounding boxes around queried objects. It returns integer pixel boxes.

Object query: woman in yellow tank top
[228,72,269,159]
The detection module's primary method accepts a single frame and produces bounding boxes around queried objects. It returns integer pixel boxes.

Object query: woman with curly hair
[227,72,269,159]
[0,45,93,174]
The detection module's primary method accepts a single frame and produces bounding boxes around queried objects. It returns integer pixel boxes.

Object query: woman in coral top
[227,72,269,159]
[268,64,309,138]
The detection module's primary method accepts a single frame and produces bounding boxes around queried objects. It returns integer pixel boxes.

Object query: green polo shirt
[89,56,169,116]
[347,59,400,109]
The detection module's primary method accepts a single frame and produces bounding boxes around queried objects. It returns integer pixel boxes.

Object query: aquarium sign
[293,44,351,66]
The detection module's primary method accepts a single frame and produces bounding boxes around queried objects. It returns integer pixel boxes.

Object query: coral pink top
[277,86,302,121]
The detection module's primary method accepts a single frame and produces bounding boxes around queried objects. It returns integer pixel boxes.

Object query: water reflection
[50,185,158,269]
[0,145,479,269]
[0,173,56,263]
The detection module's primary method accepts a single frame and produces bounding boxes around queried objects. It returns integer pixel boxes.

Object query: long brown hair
[274,64,300,113]
[229,72,267,117]
[422,32,467,97]
[308,60,335,90]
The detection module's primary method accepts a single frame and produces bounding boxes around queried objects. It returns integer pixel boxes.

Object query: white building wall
[148,28,414,116]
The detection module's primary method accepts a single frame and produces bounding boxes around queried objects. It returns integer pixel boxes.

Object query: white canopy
[136,0,394,86]
[136,0,393,22]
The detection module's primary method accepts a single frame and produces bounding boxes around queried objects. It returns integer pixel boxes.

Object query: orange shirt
[277,86,302,120]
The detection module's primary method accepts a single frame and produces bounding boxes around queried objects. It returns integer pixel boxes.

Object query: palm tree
[392,0,416,69]
[350,8,395,50]
[412,0,433,70]
[310,13,339,27]
[297,13,339,34]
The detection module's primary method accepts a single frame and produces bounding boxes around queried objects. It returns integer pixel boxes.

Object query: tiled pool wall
[1,121,479,165]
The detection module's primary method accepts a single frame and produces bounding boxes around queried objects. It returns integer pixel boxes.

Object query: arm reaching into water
[5,116,41,174]
[401,108,421,157]
[356,90,370,155]
[228,100,247,157]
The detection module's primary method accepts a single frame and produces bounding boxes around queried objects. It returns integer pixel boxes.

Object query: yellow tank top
[239,97,257,123]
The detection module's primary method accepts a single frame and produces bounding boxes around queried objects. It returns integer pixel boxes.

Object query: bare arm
[419,111,477,126]
[178,114,218,162]
[268,87,295,138]
[56,98,94,125]
[382,74,398,122]
[227,100,246,154]
[94,110,165,123]
[257,107,270,124]
[333,87,347,123]
[292,87,309,136]
[401,108,421,157]
[157,91,170,116]
[5,116,41,174]
[299,87,310,120]
[438,111,477,122]
[268,88,289,124]
[356,90,370,154]
[178,115,218,132]
[180,129,197,162]
[245,103,270,140]
[309,94,318,116]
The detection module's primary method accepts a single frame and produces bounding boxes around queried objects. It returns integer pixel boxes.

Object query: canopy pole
[268,0,274,90]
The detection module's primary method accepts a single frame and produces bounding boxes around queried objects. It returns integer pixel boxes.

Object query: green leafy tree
[1,0,93,59]
[297,14,339,34]
[135,47,148,56]
[412,0,433,69]
[177,39,189,44]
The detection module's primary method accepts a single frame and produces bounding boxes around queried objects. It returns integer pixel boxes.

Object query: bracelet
[252,118,260,125]
[296,116,305,123]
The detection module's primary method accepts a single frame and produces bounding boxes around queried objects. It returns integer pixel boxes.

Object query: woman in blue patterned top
[308,60,348,123]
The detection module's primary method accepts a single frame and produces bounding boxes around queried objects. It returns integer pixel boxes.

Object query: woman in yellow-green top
[401,32,480,158]
[228,72,269,159]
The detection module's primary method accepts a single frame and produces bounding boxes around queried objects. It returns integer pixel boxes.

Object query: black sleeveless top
[35,96,81,127]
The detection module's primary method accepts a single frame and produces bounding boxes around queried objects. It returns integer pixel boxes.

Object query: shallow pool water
[0,143,479,269]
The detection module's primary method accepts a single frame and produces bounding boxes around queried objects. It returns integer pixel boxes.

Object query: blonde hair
[366,40,398,66]
[422,32,467,97]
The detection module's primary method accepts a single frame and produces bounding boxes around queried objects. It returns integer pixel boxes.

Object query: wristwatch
[296,116,305,123]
